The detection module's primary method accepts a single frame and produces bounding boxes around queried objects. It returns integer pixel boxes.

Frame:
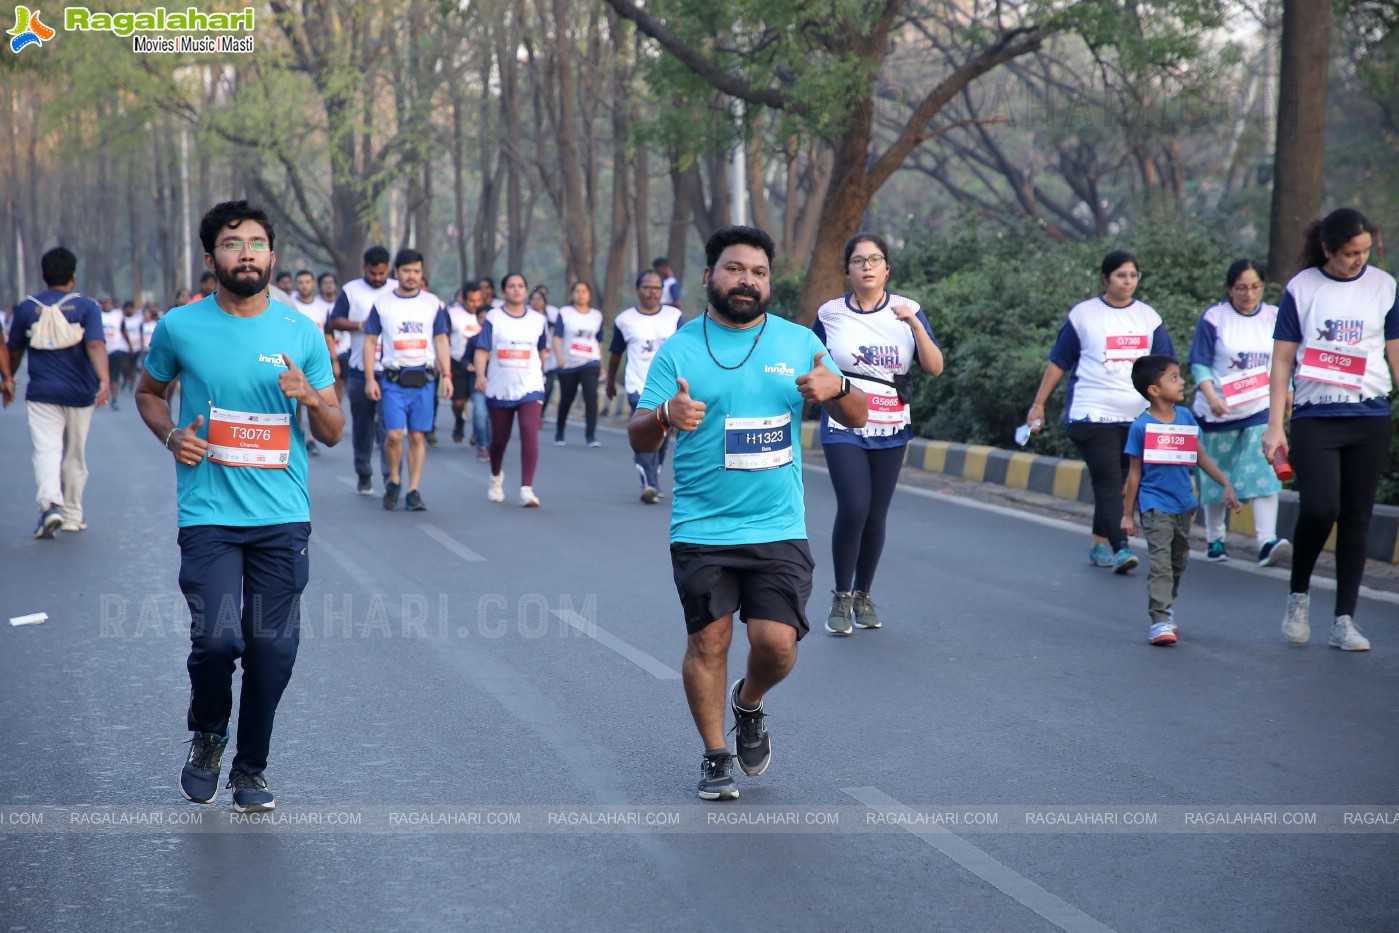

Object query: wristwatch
[832,377,850,401]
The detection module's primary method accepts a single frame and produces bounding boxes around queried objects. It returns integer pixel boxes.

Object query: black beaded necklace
[702,310,768,371]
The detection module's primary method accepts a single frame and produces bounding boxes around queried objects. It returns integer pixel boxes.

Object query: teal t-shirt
[144,295,335,527]
[637,312,838,545]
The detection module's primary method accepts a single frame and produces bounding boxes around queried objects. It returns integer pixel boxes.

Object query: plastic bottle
[1271,447,1293,481]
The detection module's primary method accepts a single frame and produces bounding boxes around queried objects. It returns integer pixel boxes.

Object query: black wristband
[832,377,850,401]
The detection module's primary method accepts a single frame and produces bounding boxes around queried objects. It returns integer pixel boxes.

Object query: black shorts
[450,359,471,401]
[670,539,814,639]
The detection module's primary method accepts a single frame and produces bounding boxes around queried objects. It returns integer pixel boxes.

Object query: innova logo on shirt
[764,363,795,376]
[8,6,55,52]
[258,353,286,367]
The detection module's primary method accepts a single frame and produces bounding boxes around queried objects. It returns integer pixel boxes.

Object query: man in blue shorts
[363,249,452,511]
[630,225,868,800]
[135,200,343,812]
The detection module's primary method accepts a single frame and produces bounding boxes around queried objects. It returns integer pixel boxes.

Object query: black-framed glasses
[849,255,886,270]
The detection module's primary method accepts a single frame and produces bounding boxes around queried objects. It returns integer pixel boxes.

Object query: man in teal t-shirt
[136,200,343,814]
[631,225,869,801]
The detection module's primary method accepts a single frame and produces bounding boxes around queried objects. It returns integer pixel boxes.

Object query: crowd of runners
[2,201,1395,806]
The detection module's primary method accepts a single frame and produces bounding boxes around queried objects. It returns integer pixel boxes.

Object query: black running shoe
[452,423,465,444]
[729,679,772,776]
[228,770,276,812]
[405,490,426,511]
[426,431,438,448]
[382,481,400,511]
[180,732,228,804]
[698,752,739,801]
[356,474,373,496]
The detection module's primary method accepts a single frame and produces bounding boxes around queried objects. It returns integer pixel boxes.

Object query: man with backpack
[6,247,110,538]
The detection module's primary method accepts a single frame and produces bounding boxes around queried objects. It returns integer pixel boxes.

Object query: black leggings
[1066,421,1131,551]
[1288,416,1392,617]
[825,442,906,593]
[556,366,599,441]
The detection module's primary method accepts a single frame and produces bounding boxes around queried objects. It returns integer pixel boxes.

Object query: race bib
[570,341,596,355]
[1105,334,1149,362]
[1297,345,1365,390]
[1220,366,1270,407]
[723,413,793,471]
[865,389,906,426]
[496,347,532,370]
[1143,422,1198,465]
[206,406,291,469]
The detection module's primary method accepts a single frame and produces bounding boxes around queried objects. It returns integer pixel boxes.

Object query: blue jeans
[178,522,310,775]
[629,392,669,489]
[471,388,491,448]
[346,368,388,480]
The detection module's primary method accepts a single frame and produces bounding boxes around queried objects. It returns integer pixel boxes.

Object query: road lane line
[419,523,486,562]
[552,609,681,680]
[802,463,1399,607]
[843,787,1117,933]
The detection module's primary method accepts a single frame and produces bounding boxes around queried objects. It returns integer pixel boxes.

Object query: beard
[216,262,273,298]
[706,281,769,325]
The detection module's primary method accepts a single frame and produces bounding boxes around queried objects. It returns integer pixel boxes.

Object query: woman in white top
[1263,208,1399,651]
[474,273,550,507]
[1188,259,1289,566]
[1026,251,1176,573]
[552,281,605,447]
[813,233,942,634]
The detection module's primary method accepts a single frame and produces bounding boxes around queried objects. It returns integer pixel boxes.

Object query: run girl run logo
[1227,351,1271,370]
[1315,319,1364,344]
[8,6,55,52]
[856,345,900,368]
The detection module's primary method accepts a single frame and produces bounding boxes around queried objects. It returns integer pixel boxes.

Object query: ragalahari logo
[8,5,55,52]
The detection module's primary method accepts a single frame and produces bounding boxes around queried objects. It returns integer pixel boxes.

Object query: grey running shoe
[698,752,739,801]
[382,480,400,511]
[305,440,321,457]
[826,591,854,635]
[34,505,62,539]
[180,733,228,804]
[1328,616,1371,651]
[641,486,658,504]
[1283,592,1310,644]
[729,679,771,777]
[228,771,276,812]
[853,591,882,629]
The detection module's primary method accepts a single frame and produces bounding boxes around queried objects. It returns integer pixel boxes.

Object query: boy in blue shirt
[1123,355,1240,645]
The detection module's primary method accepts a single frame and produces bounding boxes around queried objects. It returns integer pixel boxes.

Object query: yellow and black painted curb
[796,422,1399,565]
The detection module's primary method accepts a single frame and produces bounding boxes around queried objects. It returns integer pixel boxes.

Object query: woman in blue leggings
[813,232,943,635]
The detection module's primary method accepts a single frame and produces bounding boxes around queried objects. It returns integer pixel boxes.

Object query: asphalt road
[2,392,1397,932]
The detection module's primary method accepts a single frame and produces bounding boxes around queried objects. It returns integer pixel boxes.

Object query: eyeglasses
[218,240,272,252]
[848,255,886,270]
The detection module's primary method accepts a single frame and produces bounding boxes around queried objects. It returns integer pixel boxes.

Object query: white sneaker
[487,473,505,503]
[61,520,88,532]
[1282,592,1310,644]
[1328,616,1371,651]
[520,486,540,508]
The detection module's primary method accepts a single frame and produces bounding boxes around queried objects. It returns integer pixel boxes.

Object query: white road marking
[418,523,486,562]
[552,609,682,680]
[843,787,1117,933]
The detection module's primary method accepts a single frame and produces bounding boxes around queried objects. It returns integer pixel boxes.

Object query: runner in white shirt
[607,269,683,502]
[813,233,942,634]
[122,302,144,393]
[1025,251,1175,574]
[100,296,131,410]
[1187,259,1289,566]
[289,269,340,457]
[474,273,549,506]
[446,282,485,445]
[318,273,348,402]
[1264,208,1399,651]
[552,281,605,447]
[363,249,452,512]
[327,247,398,494]
[531,286,561,411]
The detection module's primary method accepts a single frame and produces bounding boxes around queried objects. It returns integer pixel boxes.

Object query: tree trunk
[796,125,872,324]
[666,158,696,285]
[1267,0,1330,284]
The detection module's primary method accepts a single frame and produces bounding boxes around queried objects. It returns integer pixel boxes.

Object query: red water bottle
[1271,447,1293,481]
